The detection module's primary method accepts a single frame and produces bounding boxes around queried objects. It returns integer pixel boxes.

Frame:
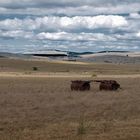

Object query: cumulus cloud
[129,12,140,19]
[0,15,128,32]
[0,30,33,39]
[113,31,140,40]
[0,0,140,52]
[37,32,116,41]
[0,18,22,30]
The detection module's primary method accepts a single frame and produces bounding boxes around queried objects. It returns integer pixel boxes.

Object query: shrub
[32,67,38,71]
[91,73,97,77]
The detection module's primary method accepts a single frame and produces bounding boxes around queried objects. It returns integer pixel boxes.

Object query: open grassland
[0,58,140,140]
[0,58,140,75]
[0,77,140,140]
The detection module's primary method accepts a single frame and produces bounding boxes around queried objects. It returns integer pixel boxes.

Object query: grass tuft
[77,119,86,135]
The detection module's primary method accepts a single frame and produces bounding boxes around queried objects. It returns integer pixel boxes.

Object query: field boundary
[0,72,140,78]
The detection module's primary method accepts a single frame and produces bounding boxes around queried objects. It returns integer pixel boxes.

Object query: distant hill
[79,51,140,64]
[0,50,140,64]
[67,51,94,57]
[24,49,94,57]
[0,52,32,59]
[97,51,129,53]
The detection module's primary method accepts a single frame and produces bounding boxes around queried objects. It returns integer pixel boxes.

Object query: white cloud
[0,18,22,30]
[129,13,140,19]
[0,30,33,39]
[0,15,128,32]
[0,1,139,52]
[99,45,139,50]
[37,32,116,41]
[136,32,140,37]
[114,33,140,40]
[42,15,128,30]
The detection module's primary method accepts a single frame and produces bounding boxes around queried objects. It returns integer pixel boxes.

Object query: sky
[0,0,140,53]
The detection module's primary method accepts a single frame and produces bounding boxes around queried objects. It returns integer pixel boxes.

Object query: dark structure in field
[71,80,93,91]
[94,80,120,91]
[33,54,67,57]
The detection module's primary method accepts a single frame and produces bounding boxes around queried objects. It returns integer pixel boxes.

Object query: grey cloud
[0,0,140,11]
[0,3,140,16]
[0,0,140,52]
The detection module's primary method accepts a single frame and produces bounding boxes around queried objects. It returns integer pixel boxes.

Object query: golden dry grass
[0,77,140,140]
[0,58,140,140]
[0,58,140,75]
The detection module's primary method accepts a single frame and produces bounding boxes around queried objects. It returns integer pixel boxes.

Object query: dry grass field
[0,58,140,75]
[0,58,140,140]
